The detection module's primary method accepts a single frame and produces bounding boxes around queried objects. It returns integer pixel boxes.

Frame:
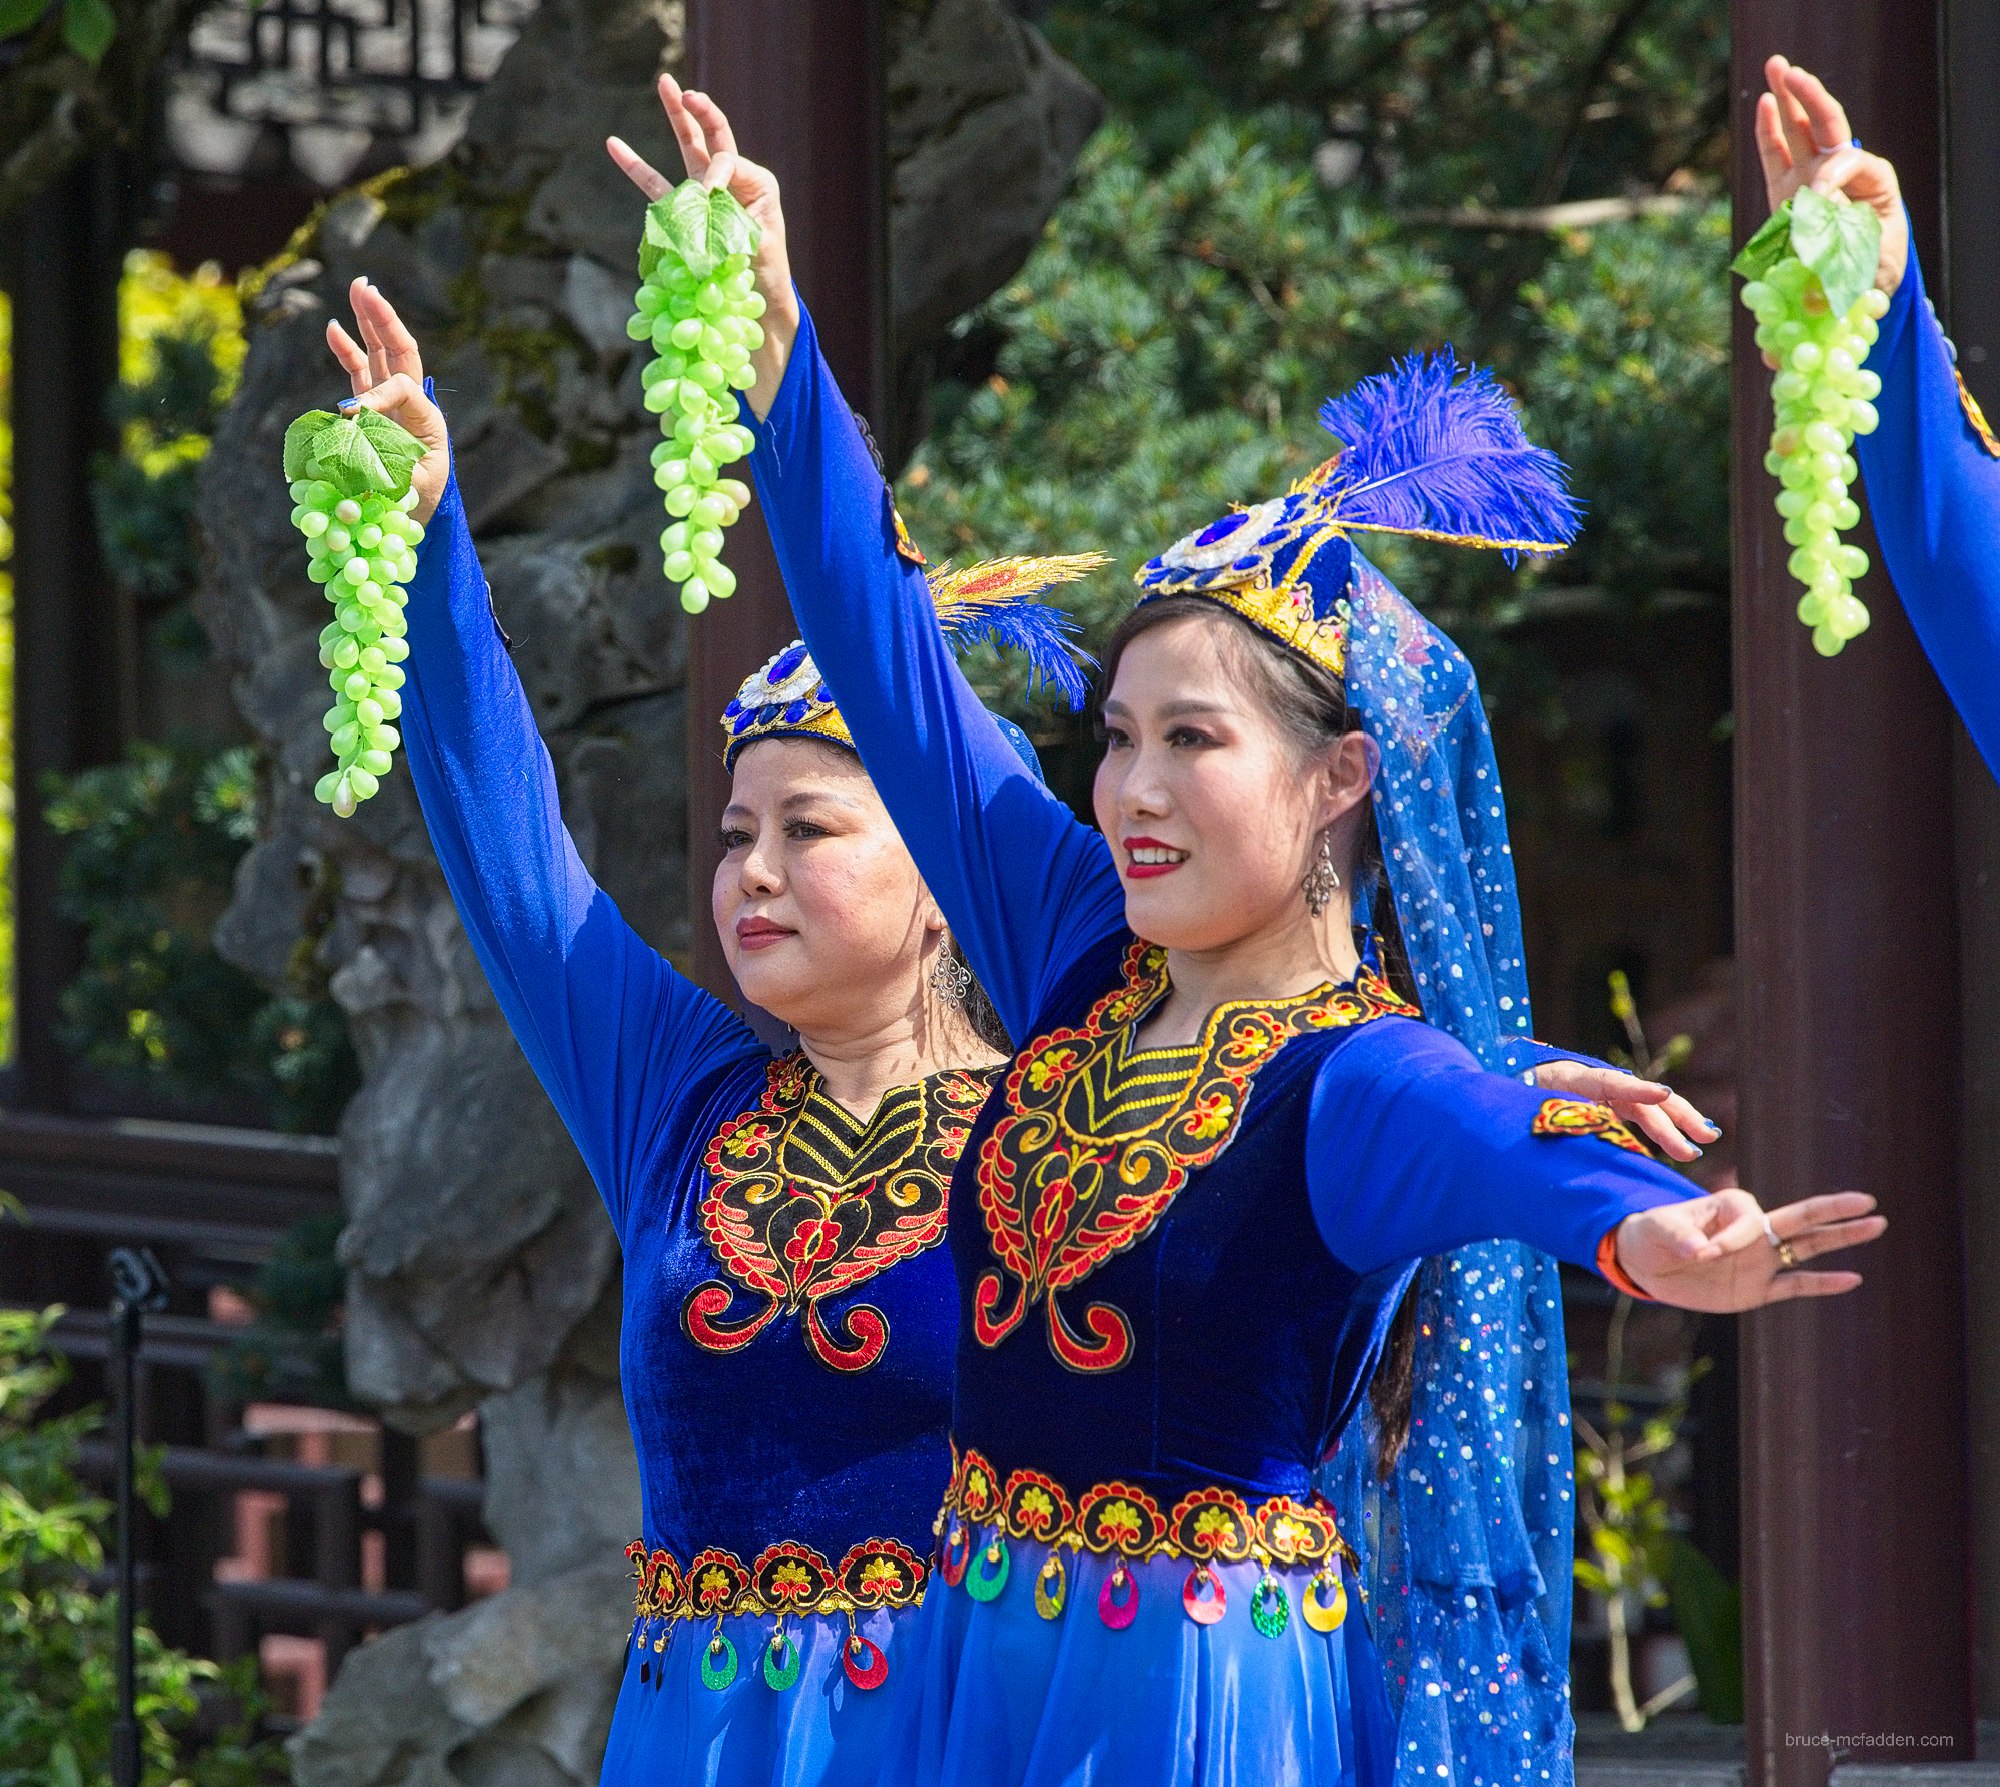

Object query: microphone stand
[107,1246,170,1787]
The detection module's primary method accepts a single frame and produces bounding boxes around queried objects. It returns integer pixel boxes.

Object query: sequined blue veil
[1323,553,1577,1787]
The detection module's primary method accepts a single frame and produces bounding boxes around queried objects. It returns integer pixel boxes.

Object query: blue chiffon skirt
[599,1603,921,1787]
[880,1545,1398,1787]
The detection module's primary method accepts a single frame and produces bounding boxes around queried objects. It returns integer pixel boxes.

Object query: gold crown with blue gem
[1136,348,1583,677]
[722,553,1106,770]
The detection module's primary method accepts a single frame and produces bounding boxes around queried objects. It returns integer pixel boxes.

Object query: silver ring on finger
[1760,1211,1782,1250]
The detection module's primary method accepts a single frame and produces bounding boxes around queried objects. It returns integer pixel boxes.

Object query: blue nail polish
[336,395,361,412]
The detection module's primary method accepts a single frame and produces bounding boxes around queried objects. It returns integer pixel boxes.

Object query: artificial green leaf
[1789,184,1882,319]
[664,178,718,278]
[350,406,426,496]
[639,202,674,282]
[1730,201,1792,283]
[0,0,53,41]
[283,410,338,482]
[59,0,112,62]
[308,416,395,497]
[707,184,760,265]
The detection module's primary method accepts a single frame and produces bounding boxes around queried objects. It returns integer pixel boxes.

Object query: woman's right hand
[607,74,799,420]
[1614,1187,1884,1313]
[325,277,451,525]
[1755,54,1908,298]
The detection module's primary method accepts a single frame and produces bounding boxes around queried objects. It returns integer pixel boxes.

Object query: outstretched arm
[1754,60,2000,776]
[332,283,763,1230]
[609,81,1127,1039]
[1308,1020,1883,1311]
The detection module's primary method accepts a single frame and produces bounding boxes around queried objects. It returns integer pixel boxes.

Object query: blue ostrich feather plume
[929,554,1105,710]
[1314,348,1582,565]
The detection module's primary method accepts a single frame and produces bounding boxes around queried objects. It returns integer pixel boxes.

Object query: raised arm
[745,304,1124,1035]
[1751,60,2000,771]
[1307,1019,1883,1310]
[608,78,1126,1039]
[1848,247,2000,777]
[333,285,762,1232]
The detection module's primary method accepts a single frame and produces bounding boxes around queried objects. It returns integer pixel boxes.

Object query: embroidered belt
[935,1445,1361,1638]
[623,1535,926,1694]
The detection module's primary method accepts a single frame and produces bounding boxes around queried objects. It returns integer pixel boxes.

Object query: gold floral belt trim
[935,1446,1361,1638]
[623,1535,926,1695]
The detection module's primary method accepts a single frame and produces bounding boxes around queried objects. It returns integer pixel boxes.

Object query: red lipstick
[1122,836,1189,880]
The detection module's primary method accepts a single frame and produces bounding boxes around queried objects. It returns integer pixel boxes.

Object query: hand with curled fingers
[1530,1058,1721,1165]
[1613,1189,1885,1313]
[324,278,451,524]
[1756,54,1907,299]
[607,74,798,421]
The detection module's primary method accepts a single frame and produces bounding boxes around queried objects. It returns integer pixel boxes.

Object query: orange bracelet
[1596,1227,1654,1301]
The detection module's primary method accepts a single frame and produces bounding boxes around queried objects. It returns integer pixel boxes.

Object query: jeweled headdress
[722,553,1103,770]
[1134,348,1582,677]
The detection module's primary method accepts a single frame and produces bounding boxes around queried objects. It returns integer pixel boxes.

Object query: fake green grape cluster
[630,180,766,613]
[1734,186,1891,658]
[283,401,429,819]
[1740,266,1890,655]
[294,481,423,816]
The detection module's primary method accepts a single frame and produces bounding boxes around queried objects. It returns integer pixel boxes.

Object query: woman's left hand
[1755,54,1908,297]
[1531,1058,1719,1163]
[606,74,798,420]
[325,277,450,525]
[1615,1189,1884,1312]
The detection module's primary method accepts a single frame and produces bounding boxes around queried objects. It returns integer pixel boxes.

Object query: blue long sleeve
[400,474,765,1234]
[1307,1020,1691,1278]
[1854,241,2000,778]
[745,305,1127,1038]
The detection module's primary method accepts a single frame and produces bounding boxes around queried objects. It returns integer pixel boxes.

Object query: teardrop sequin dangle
[763,1617,801,1690]
[966,1535,1011,1602]
[941,1523,971,1588]
[652,1622,670,1690]
[1034,1550,1068,1620]
[1250,1572,1290,1639]
[702,1626,740,1690]
[1302,1566,1348,1633]
[843,1629,889,1690]
[1098,1561,1139,1631]
[1181,1563,1226,1626]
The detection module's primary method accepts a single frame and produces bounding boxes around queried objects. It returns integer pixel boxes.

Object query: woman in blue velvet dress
[1752,55,2000,773]
[625,82,1885,1787]
[321,284,1095,1787]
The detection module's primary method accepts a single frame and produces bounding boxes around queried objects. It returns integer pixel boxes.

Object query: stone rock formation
[194,0,1097,1779]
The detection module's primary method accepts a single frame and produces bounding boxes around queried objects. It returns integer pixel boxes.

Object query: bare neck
[1139,900,1361,1050]
[796,1008,1003,1121]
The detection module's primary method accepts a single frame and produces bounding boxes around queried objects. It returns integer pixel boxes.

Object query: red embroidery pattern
[628,1534,927,1624]
[973,942,1414,1373]
[1530,1096,1649,1155]
[937,1443,1354,1571]
[682,1056,991,1372]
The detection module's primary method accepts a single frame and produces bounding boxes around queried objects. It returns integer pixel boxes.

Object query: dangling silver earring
[930,943,972,1006]
[1302,831,1342,918]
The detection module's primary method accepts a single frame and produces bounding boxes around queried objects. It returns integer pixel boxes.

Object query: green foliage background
[898,0,1733,718]
[0,1298,287,1783]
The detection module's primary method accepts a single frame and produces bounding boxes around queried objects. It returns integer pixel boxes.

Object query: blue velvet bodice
[618,1055,989,1599]
[943,933,1415,1516]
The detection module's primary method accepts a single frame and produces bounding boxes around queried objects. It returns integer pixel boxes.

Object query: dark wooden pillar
[5,156,132,1108]
[1941,0,2000,1719]
[681,0,888,1002]
[1730,4,1973,1780]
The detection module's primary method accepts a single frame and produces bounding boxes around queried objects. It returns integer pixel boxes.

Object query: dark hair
[1099,594,1422,1476]
[946,935,1012,1055]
